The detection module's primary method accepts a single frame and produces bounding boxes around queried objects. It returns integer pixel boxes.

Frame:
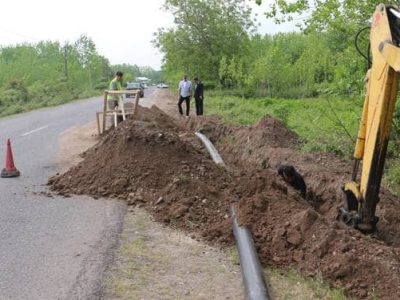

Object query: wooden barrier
[97,90,140,135]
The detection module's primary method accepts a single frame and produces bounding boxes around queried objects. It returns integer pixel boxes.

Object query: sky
[0,0,295,70]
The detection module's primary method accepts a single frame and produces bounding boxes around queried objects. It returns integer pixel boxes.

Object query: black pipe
[231,206,269,300]
[195,131,270,300]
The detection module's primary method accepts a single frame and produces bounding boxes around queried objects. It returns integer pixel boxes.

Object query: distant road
[0,88,157,299]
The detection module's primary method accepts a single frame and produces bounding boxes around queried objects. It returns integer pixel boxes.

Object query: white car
[157,83,169,88]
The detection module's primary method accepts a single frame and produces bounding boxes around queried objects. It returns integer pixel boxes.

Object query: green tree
[254,0,391,30]
[0,35,114,116]
[154,0,255,83]
[74,34,97,88]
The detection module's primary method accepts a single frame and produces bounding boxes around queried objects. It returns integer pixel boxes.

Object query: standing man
[178,75,192,117]
[107,71,124,124]
[194,77,204,116]
[108,71,124,109]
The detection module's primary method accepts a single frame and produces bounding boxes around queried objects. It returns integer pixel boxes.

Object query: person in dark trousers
[194,77,204,115]
[178,75,192,117]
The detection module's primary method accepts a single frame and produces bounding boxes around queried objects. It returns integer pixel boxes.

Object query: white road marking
[21,125,49,137]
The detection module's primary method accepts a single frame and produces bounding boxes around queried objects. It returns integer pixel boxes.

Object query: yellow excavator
[339,4,400,233]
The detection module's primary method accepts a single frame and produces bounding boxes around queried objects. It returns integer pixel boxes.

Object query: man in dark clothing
[193,77,204,116]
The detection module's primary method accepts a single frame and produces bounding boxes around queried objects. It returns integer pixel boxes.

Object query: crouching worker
[277,164,307,198]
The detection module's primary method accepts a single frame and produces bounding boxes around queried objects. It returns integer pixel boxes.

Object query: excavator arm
[339,4,400,233]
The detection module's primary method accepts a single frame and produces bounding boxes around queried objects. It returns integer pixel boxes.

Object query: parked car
[157,83,169,88]
[126,82,144,98]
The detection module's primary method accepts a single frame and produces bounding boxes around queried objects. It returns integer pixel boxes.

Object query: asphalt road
[0,88,158,299]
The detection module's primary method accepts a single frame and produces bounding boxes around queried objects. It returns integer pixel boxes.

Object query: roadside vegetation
[205,92,363,156]
[0,35,161,117]
[0,35,108,117]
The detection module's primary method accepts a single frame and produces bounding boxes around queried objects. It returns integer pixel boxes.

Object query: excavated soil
[49,106,233,245]
[49,106,400,299]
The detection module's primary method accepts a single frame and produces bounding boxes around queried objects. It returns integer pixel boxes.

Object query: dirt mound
[186,115,228,144]
[213,116,301,170]
[49,106,233,244]
[49,106,400,299]
[187,115,299,150]
[251,116,300,148]
[214,114,400,299]
[233,170,400,299]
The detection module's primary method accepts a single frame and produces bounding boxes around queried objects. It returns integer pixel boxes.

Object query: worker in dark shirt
[193,77,204,116]
[277,164,307,198]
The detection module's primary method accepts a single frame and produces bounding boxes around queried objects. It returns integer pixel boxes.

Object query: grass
[0,89,101,118]
[228,246,240,265]
[383,159,400,195]
[227,246,348,299]
[268,268,349,300]
[205,91,363,157]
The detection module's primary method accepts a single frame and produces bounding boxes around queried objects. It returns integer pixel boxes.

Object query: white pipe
[195,132,226,166]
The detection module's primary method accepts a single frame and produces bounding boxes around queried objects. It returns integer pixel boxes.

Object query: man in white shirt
[178,75,192,117]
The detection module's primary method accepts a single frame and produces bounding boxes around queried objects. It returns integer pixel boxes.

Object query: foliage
[154,0,255,83]
[216,31,365,98]
[0,35,111,116]
[156,0,373,98]
[250,1,396,96]
[384,160,400,195]
[0,36,162,117]
[254,0,390,30]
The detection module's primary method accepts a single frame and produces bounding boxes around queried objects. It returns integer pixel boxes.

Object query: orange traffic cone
[1,139,20,178]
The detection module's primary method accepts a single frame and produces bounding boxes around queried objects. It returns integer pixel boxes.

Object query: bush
[0,89,25,105]
[94,81,108,90]
[78,89,100,99]
[203,81,217,90]
[0,79,29,106]
[384,160,400,195]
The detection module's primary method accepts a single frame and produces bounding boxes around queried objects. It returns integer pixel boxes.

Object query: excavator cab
[339,4,400,233]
